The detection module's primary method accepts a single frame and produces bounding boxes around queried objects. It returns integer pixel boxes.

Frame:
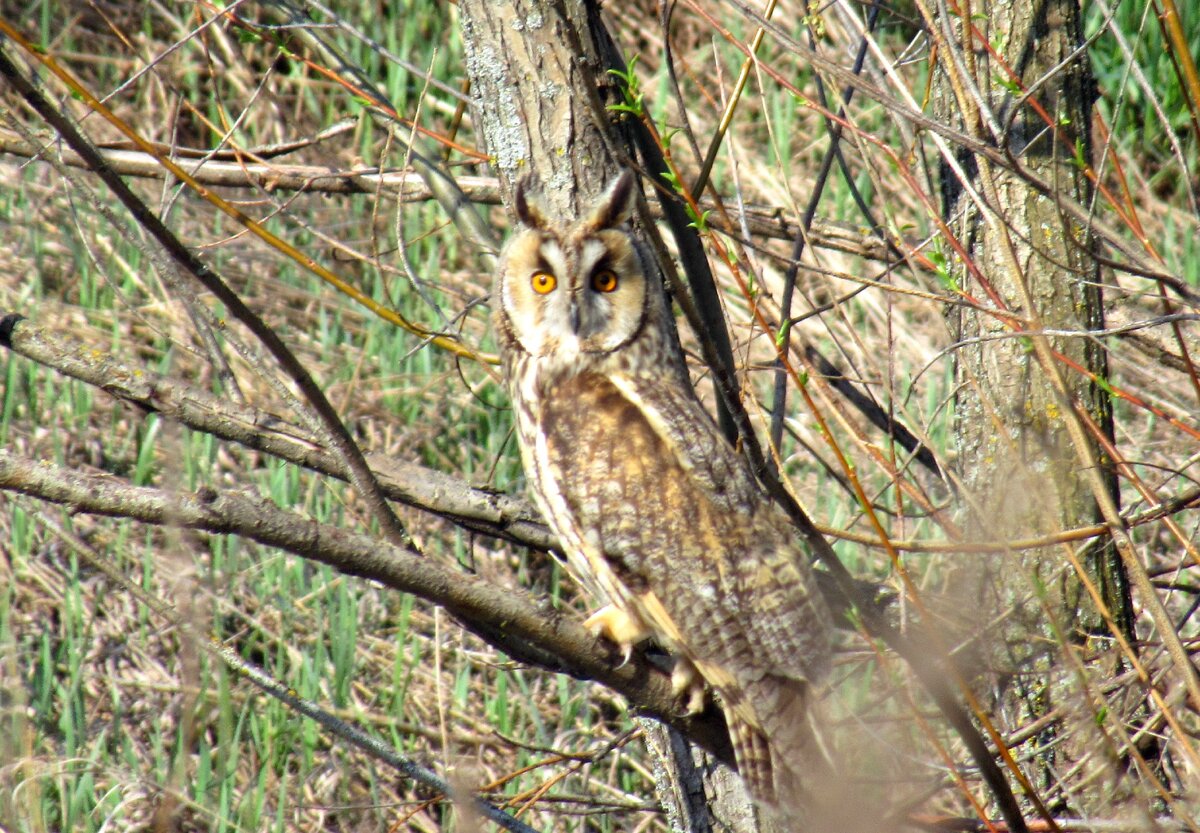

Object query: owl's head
[495,171,650,362]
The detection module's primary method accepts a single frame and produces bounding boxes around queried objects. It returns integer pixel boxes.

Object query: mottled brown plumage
[493,170,831,811]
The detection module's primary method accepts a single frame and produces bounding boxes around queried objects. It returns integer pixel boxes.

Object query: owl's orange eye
[591,270,619,293]
[531,272,557,294]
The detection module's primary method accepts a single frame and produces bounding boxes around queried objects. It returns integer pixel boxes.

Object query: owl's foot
[671,658,708,715]
[585,604,649,666]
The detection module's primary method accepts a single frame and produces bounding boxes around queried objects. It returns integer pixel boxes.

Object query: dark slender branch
[804,346,943,480]
[616,100,741,442]
[0,41,413,553]
[770,3,889,453]
[657,0,706,184]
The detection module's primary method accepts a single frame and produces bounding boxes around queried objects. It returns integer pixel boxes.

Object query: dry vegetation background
[0,0,1198,831]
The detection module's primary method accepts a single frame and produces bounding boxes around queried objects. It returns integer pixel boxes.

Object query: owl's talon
[585,604,649,665]
[671,658,708,715]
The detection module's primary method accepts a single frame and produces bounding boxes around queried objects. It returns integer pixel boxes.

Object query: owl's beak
[568,296,581,335]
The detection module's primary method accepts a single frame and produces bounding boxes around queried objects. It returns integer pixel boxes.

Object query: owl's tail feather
[753,675,829,819]
[728,712,777,806]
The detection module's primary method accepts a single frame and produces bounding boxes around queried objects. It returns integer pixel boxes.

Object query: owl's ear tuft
[584,169,637,232]
[513,176,549,230]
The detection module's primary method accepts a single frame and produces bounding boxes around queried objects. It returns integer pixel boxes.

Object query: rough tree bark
[454,1,761,830]
[930,0,1138,813]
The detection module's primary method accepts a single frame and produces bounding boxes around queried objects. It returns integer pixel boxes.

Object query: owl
[493,169,832,812]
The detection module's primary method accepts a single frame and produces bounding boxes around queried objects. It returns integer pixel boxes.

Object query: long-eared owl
[493,169,832,810]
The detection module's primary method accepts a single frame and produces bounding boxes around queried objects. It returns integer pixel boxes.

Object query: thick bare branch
[0,446,737,764]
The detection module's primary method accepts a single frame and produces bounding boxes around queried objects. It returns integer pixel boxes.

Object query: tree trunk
[455,1,760,828]
[931,0,1138,813]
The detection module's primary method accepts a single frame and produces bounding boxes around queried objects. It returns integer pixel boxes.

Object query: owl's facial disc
[501,229,646,360]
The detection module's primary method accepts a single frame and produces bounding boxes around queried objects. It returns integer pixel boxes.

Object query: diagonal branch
[0,314,555,551]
